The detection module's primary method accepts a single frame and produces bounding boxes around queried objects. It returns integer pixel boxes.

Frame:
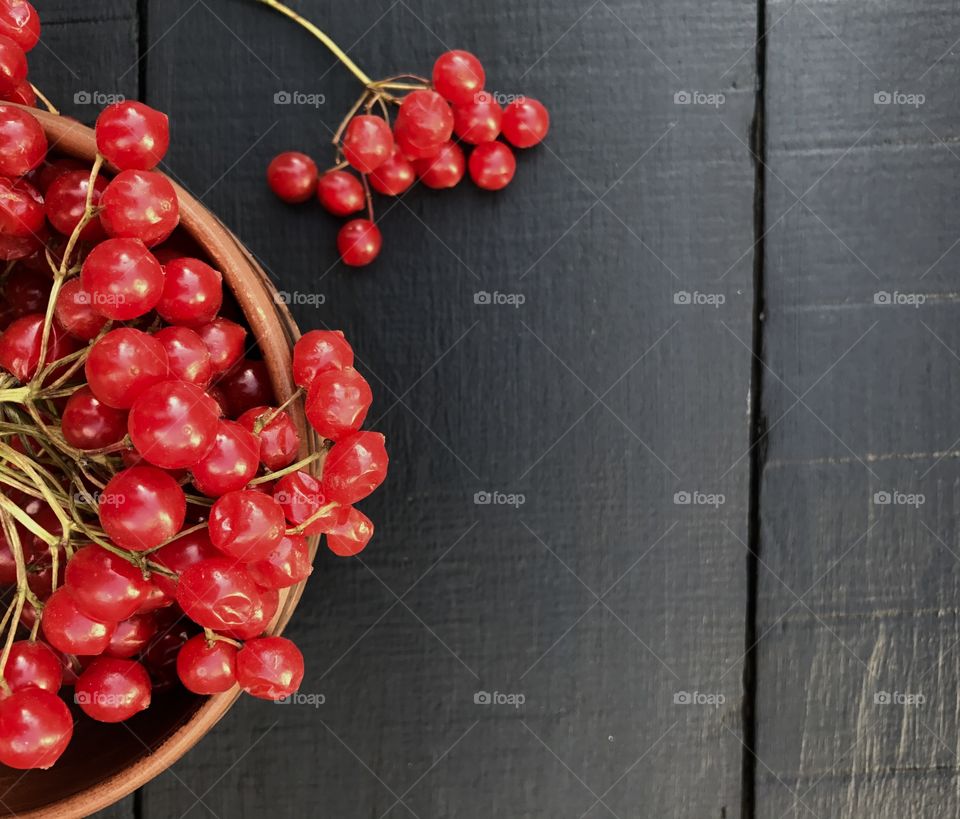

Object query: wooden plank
[756,0,960,815]
[123,0,762,815]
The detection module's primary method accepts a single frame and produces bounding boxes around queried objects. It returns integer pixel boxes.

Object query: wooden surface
[27,0,948,817]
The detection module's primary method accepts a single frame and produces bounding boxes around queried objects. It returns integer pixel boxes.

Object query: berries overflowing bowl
[0,54,387,819]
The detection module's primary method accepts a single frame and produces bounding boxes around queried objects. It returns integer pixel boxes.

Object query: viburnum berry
[274,470,333,534]
[501,97,550,148]
[99,465,186,551]
[0,175,44,237]
[368,148,415,196]
[0,312,78,382]
[0,687,72,769]
[236,636,304,700]
[192,420,260,497]
[394,89,454,158]
[267,151,318,203]
[293,329,353,388]
[324,505,374,556]
[85,328,169,409]
[0,1,40,52]
[127,380,220,469]
[337,218,381,267]
[75,657,152,722]
[150,528,219,598]
[432,50,485,106]
[216,359,274,417]
[176,634,237,694]
[176,557,264,630]
[237,405,300,471]
[208,490,286,562]
[342,115,394,174]
[41,587,116,656]
[198,317,247,373]
[64,545,150,622]
[317,170,364,216]
[453,94,503,144]
[95,100,170,171]
[54,278,108,341]
[223,585,278,641]
[0,104,45,176]
[2,640,62,693]
[414,141,465,189]
[1,78,32,106]
[468,141,516,190]
[106,612,159,658]
[61,386,128,450]
[44,170,108,242]
[304,365,372,440]
[0,34,26,96]
[321,431,388,505]
[99,169,180,247]
[80,237,165,320]
[156,257,224,326]
[248,533,312,589]
[154,326,213,387]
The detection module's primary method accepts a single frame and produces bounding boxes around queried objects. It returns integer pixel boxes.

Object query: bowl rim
[6,106,320,818]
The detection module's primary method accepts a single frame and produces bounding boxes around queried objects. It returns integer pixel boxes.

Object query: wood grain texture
[757,1,960,816]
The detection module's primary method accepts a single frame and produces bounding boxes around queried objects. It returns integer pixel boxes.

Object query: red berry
[80,237,164,320]
[0,176,43,237]
[0,34,26,96]
[236,636,304,700]
[41,587,116,656]
[209,490,286,562]
[342,115,394,174]
[44,169,108,242]
[99,169,180,247]
[337,218,381,267]
[432,50,485,106]
[248,534,312,589]
[0,104,45,176]
[64,545,150,622]
[106,612,158,658]
[501,97,549,148]
[1,79,33,106]
[176,634,237,694]
[85,328,169,409]
[267,151,317,203]
[154,326,213,387]
[99,465,186,551]
[394,90,454,157]
[54,278,108,341]
[3,640,62,693]
[175,557,263,630]
[414,141,465,189]
[128,380,220,469]
[468,141,516,190]
[368,148,415,196]
[304,365,372,440]
[95,101,170,171]
[324,505,374,556]
[216,359,274,417]
[0,687,72,769]
[156,257,223,326]
[192,420,260,497]
[274,470,333,535]
[150,527,219,598]
[321,431,388,505]
[197,317,246,373]
[75,657,151,722]
[317,170,365,216]
[61,386,128,450]
[453,94,502,144]
[34,157,86,194]
[0,313,78,382]
[221,585,278,641]
[0,2,39,52]
[292,329,353,388]
[237,405,300,471]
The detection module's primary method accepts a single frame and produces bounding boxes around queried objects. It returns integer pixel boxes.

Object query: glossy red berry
[368,148,415,196]
[128,380,220,469]
[453,94,502,144]
[222,585,277,641]
[237,405,300,471]
[209,490,286,562]
[267,151,317,203]
[432,50,485,106]
[80,237,164,320]
[0,313,78,382]
[150,528,219,598]
[1,78,33,106]
[85,328,169,409]
[321,431,388,505]
[192,420,260,497]
[0,2,39,52]
[0,35,26,96]
[248,534,312,589]
[198,317,247,373]
[342,115,394,174]
[304,365,372,440]
[75,657,151,722]
[106,612,158,658]
[394,90,454,158]
[64,545,150,622]
[274,470,333,535]
[501,97,550,148]
[337,219,381,267]
[216,359,274,417]
[292,330,353,388]
[61,386,128,450]
[0,105,45,176]
[414,141,465,189]
[324,505,374,556]
[156,257,223,326]
[44,169,108,242]
[317,170,365,216]
[0,176,43,237]
[176,634,237,694]
[95,101,170,171]
[53,278,108,341]
[0,688,72,769]
[100,169,180,247]
[41,587,116,656]
[99,466,186,551]
[468,141,516,190]
[3,640,62,693]
[154,326,213,387]
[236,636,304,700]
[175,557,263,630]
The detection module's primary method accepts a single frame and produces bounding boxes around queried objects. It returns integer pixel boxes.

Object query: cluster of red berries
[0,0,387,771]
[267,48,549,267]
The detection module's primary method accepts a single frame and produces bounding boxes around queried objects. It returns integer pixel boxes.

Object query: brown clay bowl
[0,107,322,817]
